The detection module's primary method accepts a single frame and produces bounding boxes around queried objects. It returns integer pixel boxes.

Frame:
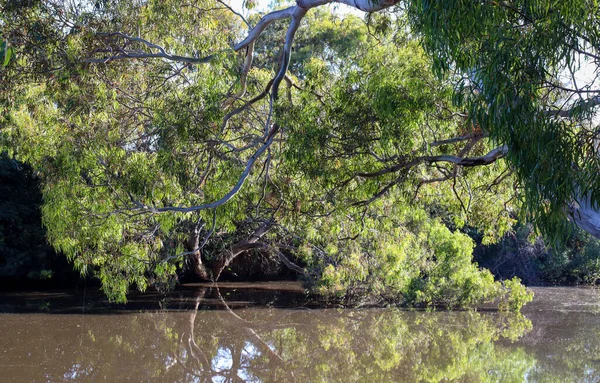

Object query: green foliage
[299,202,532,309]
[540,230,600,284]
[1,0,243,301]
[0,0,536,308]
[270,12,522,308]
[499,277,534,312]
[403,0,600,242]
[0,39,14,68]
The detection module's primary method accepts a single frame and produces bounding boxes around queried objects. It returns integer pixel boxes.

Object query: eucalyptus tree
[215,0,600,240]
[112,0,599,239]
[2,0,576,308]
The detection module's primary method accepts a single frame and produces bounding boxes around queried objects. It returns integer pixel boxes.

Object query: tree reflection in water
[1,286,598,382]
[177,288,534,383]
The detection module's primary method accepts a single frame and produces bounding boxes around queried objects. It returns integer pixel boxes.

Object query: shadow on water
[0,281,315,314]
[0,284,598,382]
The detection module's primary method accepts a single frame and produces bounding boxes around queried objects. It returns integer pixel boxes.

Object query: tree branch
[272,6,307,99]
[430,133,486,147]
[233,6,297,51]
[545,96,600,118]
[131,124,280,213]
[85,32,217,64]
[357,145,508,178]
[222,41,255,108]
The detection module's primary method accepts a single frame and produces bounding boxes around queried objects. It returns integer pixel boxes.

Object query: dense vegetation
[2,0,600,309]
[474,223,600,285]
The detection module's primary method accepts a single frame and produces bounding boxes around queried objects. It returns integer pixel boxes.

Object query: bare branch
[430,133,487,147]
[233,6,297,51]
[274,248,307,275]
[298,0,399,12]
[222,41,255,108]
[357,145,508,178]
[215,0,250,27]
[545,95,600,118]
[85,32,217,64]
[100,32,167,53]
[353,174,405,206]
[570,192,600,238]
[271,6,307,99]
[222,79,274,132]
[431,145,507,166]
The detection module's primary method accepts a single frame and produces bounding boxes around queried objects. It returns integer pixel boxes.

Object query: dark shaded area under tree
[0,154,78,289]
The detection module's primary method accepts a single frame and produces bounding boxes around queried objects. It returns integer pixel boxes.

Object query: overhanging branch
[85,32,218,64]
[90,0,402,216]
[130,124,280,213]
[357,145,508,178]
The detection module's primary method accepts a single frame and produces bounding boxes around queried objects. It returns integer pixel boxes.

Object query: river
[0,283,598,382]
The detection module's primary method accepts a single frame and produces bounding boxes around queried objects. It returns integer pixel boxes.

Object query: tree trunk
[186,230,213,281]
[212,219,275,280]
[571,194,600,238]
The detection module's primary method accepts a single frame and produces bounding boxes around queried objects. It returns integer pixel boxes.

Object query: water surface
[0,284,598,382]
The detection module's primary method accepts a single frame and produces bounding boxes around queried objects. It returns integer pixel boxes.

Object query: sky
[229,0,271,14]
[227,0,364,17]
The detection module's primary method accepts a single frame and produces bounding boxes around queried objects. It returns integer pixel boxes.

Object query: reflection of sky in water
[240,342,261,382]
[212,347,233,372]
[243,341,260,359]
[64,363,94,381]
[211,342,262,382]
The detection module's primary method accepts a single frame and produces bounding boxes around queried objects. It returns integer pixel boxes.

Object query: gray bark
[570,194,600,238]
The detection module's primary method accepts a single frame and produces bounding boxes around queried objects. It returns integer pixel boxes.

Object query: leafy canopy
[0,0,546,309]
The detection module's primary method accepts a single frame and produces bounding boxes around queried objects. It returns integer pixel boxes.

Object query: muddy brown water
[0,283,598,382]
